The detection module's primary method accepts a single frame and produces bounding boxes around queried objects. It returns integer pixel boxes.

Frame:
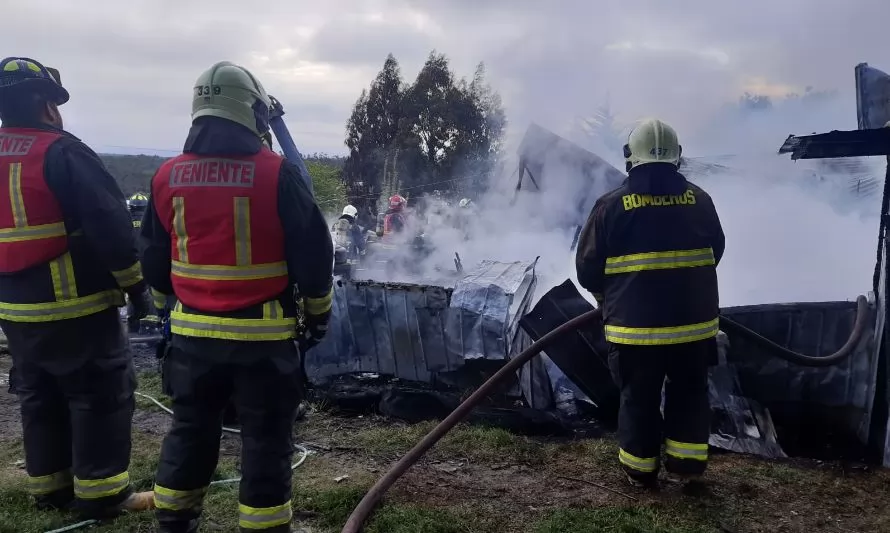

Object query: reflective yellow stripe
[170,260,287,281]
[153,484,208,511]
[0,289,124,322]
[8,162,27,227]
[665,439,709,462]
[150,288,167,309]
[0,222,66,243]
[111,262,143,289]
[604,248,715,275]
[28,469,72,496]
[618,449,657,473]
[262,300,282,320]
[233,197,251,266]
[170,302,295,341]
[74,471,129,500]
[605,318,719,346]
[173,197,188,262]
[49,252,77,300]
[239,500,292,530]
[304,288,333,316]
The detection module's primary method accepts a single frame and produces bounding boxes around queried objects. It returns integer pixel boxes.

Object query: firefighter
[383,194,407,236]
[139,61,333,533]
[332,204,366,259]
[0,57,153,516]
[575,118,725,488]
[127,192,149,229]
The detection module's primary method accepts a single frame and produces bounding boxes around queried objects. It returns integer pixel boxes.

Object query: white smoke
[350,60,884,310]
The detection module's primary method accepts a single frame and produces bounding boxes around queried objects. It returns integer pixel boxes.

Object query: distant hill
[98,153,347,215]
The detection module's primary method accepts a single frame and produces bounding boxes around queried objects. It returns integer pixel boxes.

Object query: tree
[96,154,346,216]
[365,54,403,150]
[341,51,506,211]
[396,53,505,196]
[306,161,348,216]
[578,99,626,155]
[400,52,461,182]
[342,55,407,217]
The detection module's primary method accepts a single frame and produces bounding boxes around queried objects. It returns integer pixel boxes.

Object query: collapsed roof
[514,123,626,230]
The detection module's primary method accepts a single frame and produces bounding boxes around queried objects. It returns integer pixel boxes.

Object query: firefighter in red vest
[383,194,407,236]
[0,57,154,517]
[139,61,334,533]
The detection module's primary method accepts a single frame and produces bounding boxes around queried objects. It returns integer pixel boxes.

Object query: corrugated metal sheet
[856,62,890,130]
[306,260,540,399]
[445,260,538,361]
[721,300,878,452]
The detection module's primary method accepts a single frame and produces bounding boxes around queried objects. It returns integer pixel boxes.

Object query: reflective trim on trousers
[153,484,208,511]
[74,471,130,500]
[665,439,709,462]
[28,469,73,496]
[605,318,719,346]
[604,247,715,275]
[170,260,288,281]
[239,500,293,530]
[111,262,144,289]
[0,289,124,322]
[618,449,657,473]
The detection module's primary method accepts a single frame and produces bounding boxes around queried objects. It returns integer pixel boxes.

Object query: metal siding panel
[365,284,397,377]
[346,283,380,374]
[415,287,451,372]
[386,285,419,382]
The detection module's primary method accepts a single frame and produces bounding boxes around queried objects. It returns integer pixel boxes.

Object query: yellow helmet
[623,118,682,172]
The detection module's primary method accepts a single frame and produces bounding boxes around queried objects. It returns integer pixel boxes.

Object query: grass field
[0,368,888,532]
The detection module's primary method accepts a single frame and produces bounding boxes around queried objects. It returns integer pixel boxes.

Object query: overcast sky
[2,0,888,156]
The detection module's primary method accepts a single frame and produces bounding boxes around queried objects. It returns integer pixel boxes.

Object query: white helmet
[342,205,358,218]
[623,118,682,172]
[458,198,472,208]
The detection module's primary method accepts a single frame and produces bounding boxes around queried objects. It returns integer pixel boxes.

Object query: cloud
[0,0,887,157]
[1,0,887,307]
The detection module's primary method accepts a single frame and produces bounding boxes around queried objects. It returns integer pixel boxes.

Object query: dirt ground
[1,356,889,532]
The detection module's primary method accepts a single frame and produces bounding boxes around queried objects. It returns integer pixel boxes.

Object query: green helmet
[191,61,272,137]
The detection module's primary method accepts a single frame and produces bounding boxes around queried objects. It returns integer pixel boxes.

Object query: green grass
[533,507,714,533]
[135,372,170,409]
[337,419,546,464]
[366,504,476,533]
[2,371,889,532]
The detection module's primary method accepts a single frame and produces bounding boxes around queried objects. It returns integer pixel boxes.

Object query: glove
[126,287,152,326]
[298,307,330,352]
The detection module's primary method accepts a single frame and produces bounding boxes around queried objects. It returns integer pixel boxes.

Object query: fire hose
[341,294,871,533]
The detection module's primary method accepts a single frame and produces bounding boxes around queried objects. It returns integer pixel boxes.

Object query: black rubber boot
[158,519,200,533]
[34,487,74,511]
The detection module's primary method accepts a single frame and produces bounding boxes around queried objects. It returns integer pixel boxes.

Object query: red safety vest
[383,212,405,235]
[0,128,68,274]
[151,148,289,312]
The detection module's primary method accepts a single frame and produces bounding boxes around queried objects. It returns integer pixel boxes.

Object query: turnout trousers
[154,338,304,533]
[1,308,136,516]
[608,339,715,482]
